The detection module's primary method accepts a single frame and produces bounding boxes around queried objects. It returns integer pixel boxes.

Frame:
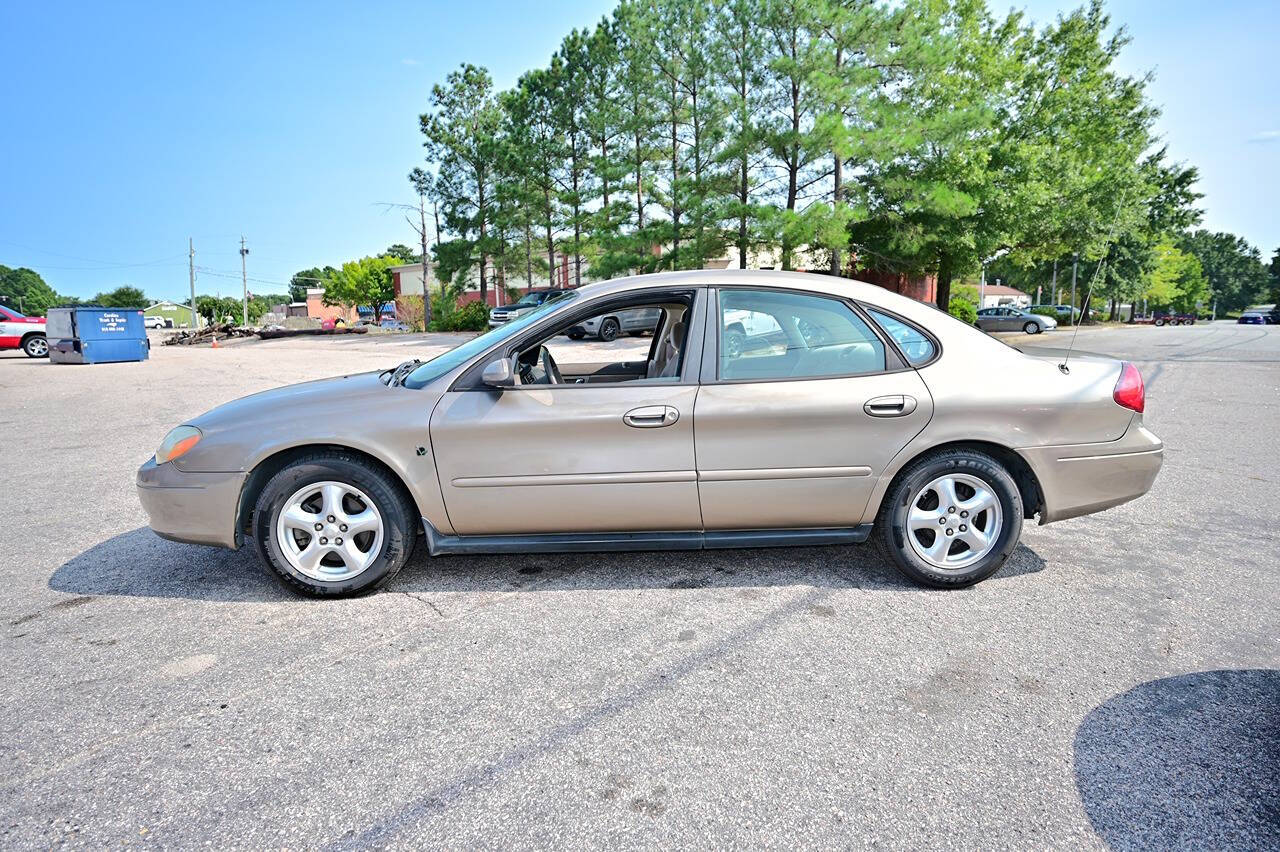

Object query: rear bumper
[1018,419,1163,524]
[136,457,245,548]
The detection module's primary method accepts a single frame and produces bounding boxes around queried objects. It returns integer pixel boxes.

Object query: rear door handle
[863,395,918,417]
[623,405,680,428]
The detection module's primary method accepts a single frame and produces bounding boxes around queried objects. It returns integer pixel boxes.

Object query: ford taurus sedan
[137,270,1162,596]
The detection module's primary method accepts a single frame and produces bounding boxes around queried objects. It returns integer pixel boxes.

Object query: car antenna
[1059,196,1128,375]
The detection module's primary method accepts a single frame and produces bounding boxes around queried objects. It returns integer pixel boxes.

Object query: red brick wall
[855,269,937,304]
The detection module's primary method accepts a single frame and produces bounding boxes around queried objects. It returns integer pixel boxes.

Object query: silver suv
[566,307,661,341]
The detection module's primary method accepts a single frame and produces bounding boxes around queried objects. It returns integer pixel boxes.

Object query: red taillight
[1113,361,1145,413]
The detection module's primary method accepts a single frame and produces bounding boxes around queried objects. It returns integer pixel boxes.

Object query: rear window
[866,309,936,366]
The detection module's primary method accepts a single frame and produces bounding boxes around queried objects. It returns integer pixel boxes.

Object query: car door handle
[623,405,680,428]
[863,395,918,417]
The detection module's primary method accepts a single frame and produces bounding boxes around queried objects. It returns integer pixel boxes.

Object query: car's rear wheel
[23,335,48,358]
[567,331,585,340]
[598,318,620,342]
[1023,321,1040,335]
[877,449,1022,588]
[253,453,416,596]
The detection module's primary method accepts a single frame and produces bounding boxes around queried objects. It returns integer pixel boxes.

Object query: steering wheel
[538,345,562,385]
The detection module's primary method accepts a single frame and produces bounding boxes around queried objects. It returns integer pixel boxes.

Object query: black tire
[1154,318,1165,327]
[1023,321,1039,335]
[598,318,620,342]
[876,449,1023,588]
[22,334,48,358]
[627,330,645,337]
[567,331,585,340]
[253,452,417,597]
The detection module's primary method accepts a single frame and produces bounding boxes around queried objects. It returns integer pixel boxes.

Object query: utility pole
[1050,259,1058,305]
[239,236,249,327]
[188,238,198,329]
[1070,252,1079,324]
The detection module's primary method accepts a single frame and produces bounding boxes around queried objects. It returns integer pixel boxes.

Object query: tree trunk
[830,154,842,276]
[936,255,954,311]
[420,196,432,332]
[476,177,487,303]
[524,222,533,287]
[669,79,680,270]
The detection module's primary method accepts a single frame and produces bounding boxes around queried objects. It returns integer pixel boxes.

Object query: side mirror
[481,357,515,388]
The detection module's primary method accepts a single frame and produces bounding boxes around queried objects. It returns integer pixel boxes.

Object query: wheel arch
[875,440,1044,522]
[20,330,45,344]
[236,443,420,546]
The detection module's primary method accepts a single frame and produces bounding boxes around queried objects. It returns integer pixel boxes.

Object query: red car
[0,305,48,357]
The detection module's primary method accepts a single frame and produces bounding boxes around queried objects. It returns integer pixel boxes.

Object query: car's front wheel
[1023,321,1040,335]
[253,452,417,596]
[877,449,1023,588]
[23,335,48,358]
[598,318,620,342]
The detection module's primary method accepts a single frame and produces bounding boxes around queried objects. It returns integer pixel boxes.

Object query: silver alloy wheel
[275,480,384,582]
[906,472,1003,570]
[26,336,48,357]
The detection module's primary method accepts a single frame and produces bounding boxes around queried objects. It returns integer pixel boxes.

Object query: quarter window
[866,308,936,366]
[718,289,885,381]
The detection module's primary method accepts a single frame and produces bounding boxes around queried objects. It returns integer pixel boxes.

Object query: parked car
[1153,311,1195,327]
[975,306,1057,334]
[0,305,48,357]
[566,306,661,341]
[143,315,168,330]
[489,289,572,328]
[380,319,411,332]
[138,270,1161,597]
[1028,304,1079,323]
[1238,312,1267,325]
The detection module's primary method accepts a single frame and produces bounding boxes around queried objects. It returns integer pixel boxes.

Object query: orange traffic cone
[211,336,219,349]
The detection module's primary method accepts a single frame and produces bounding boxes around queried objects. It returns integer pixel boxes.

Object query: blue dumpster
[47,307,150,364]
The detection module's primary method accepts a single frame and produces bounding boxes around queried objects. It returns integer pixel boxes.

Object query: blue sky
[1,0,1276,302]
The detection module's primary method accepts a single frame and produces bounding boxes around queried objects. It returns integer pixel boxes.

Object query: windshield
[512,294,543,307]
[401,291,579,389]
[1,306,25,318]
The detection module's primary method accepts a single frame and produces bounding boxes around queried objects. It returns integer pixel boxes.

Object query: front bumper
[136,457,246,548]
[1017,419,1163,524]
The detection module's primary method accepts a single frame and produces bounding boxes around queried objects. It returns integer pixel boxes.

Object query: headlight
[156,425,202,464]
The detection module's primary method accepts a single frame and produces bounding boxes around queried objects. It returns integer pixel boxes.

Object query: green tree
[1143,239,1209,313]
[323,257,398,320]
[1178,230,1268,313]
[419,63,504,303]
[380,244,420,263]
[0,265,60,314]
[289,267,334,302]
[93,285,148,308]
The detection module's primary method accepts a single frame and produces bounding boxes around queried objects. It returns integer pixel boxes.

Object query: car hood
[171,370,446,474]
[188,371,391,432]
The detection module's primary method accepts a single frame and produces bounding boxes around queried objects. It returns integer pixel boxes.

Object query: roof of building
[982,284,1029,297]
[143,301,194,312]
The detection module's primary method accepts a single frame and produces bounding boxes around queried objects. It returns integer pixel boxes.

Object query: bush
[1029,306,1058,319]
[948,297,978,325]
[432,298,489,332]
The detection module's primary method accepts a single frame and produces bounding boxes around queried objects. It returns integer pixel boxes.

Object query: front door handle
[623,405,680,428]
[863,395,918,417]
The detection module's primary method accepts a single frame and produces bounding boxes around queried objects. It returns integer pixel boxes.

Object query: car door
[693,287,933,530]
[975,309,996,332]
[429,290,706,536]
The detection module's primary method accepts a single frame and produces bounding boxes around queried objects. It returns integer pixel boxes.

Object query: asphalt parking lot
[2,321,1277,848]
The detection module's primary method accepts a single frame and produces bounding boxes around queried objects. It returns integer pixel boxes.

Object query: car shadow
[49,527,1046,602]
[1073,669,1280,850]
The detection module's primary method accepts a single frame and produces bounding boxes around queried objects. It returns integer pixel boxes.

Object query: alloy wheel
[274,480,384,581]
[905,473,1003,570]
[25,336,48,357]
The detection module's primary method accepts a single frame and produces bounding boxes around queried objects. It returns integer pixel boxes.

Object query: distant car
[489,289,572,328]
[380,320,410,332]
[975,307,1057,335]
[0,305,48,357]
[1238,312,1266,325]
[144,315,168,329]
[566,306,661,341]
